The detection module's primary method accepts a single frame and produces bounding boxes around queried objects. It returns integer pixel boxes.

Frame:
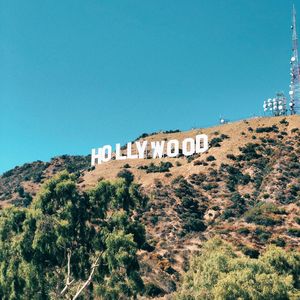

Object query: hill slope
[1,115,300,297]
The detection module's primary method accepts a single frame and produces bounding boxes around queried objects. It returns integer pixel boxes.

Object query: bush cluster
[138,162,173,173]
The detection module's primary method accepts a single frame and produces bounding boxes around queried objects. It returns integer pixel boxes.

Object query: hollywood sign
[91,134,209,165]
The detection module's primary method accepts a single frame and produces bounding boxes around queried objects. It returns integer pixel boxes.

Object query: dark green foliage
[226,154,236,160]
[133,132,158,142]
[221,164,251,192]
[59,155,91,173]
[222,208,235,220]
[280,118,289,125]
[162,129,181,134]
[139,162,173,173]
[222,193,247,218]
[176,238,300,299]
[202,182,218,191]
[0,171,148,299]
[144,283,165,297]
[173,178,206,233]
[220,134,229,139]
[206,155,216,162]
[174,178,197,198]
[171,175,184,185]
[117,169,134,184]
[287,228,300,237]
[150,215,159,225]
[244,203,283,227]
[238,143,262,161]
[255,125,279,133]
[181,197,199,210]
[193,160,208,166]
[183,216,206,232]
[237,227,250,236]
[260,137,277,145]
[210,137,222,147]
[271,238,286,247]
[254,227,272,243]
[17,186,25,197]
[242,247,260,258]
[2,169,14,177]
[32,171,43,183]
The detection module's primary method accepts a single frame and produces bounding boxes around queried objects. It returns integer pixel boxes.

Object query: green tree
[176,238,300,300]
[0,171,148,299]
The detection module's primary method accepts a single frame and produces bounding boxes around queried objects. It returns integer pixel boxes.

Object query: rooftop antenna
[289,4,300,114]
[219,116,228,125]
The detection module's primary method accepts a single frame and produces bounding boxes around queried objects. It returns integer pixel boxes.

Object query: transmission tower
[289,4,300,114]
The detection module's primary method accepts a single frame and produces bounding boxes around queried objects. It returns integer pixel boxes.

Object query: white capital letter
[91,148,102,166]
[182,138,196,156]
[116,143,127,160]
[151,141,165,158]
[102,145,112,162]
[167,140,179,157]
[127,142,138,159]
[136,141,148,159]
[196,134,209,153]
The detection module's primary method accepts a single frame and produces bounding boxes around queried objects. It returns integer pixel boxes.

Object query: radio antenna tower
[289,4,300,114]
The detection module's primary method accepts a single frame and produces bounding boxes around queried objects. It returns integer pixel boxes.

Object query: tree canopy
[0,171,148,299]
[176,238,300,300]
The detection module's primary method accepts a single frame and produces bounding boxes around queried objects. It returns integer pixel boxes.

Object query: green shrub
[150,215,159,225]
[244,203,283,226]
[16,186,25,197]
[242,247,259,258]
[2,169,14,177]
[206,155,216,162]
[271,238,286,247]
[226,154,236,160]
[174,179,197,198]
[237,227,250,235]
[254,228,272,243]
[203,182,218,191]
[294,217,300,225]
[255,125,279,133]
[117,169,134,183]
[238,143,262,161]
[222,209,235,220]
[210,137,222,147]
[175,238,300,299]
[287,228,300,237]
[144,283,164,297]
[145,162,173,173]
[183,217,206,232]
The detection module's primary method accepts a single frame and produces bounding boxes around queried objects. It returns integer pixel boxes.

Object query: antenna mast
[289,4,300,114]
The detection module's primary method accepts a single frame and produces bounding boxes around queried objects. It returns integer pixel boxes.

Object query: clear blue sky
[0,0,297,173]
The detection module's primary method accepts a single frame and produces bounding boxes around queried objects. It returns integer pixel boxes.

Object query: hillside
[0,115,300,298]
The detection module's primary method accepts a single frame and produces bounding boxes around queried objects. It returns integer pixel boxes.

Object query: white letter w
[151,141,165,158]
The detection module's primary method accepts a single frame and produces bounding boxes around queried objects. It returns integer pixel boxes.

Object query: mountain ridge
[1,115,299,298]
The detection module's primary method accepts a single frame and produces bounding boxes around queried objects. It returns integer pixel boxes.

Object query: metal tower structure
[289,4,300,114]
[264,92,287,116]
